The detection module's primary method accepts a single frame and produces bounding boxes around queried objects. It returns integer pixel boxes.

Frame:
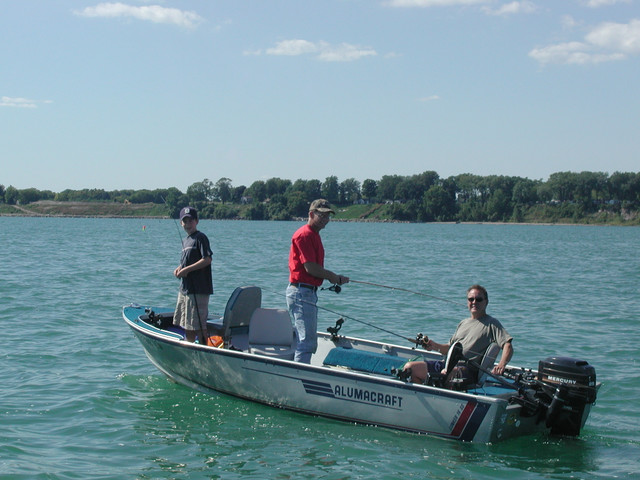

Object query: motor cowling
[537,357,597,436]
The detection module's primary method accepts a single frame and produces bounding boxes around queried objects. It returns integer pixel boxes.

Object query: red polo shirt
[288,224,324,286]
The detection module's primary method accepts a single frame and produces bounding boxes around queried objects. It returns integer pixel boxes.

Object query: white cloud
[0,97,52,108]
[74,2,203,28]
[317,43,377,62]
[586,19,640,54]
[562,15,580,30]
[583,0,631,7]
[483,1,537,16]
[264,40,377,62]
[529,19,640,65]
[266,39,321,56]
[384,0,488,6]
[418,95,441,102]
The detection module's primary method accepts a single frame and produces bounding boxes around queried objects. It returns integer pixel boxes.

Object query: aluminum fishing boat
[123,286,599,443]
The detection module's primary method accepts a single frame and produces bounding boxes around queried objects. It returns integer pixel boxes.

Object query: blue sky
[2,0,638,192]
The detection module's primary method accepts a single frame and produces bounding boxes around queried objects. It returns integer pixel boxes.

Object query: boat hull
[123,305,575,443]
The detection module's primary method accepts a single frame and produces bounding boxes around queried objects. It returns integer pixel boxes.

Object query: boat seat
[323,348,407,376]
[474,342,500,387]
[440,342,501,390]
[248,308,296,360]
[221,286,262,349]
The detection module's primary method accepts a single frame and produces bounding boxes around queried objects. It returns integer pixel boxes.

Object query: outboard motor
[537,357,597,436]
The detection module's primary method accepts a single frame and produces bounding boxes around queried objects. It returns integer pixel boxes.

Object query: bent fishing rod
[321,279,464,307]
[260,285,427,347]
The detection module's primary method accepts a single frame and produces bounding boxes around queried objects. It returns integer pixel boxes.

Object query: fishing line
[161,196,184,245]
[350,280,465,307]
[260,285,416,343]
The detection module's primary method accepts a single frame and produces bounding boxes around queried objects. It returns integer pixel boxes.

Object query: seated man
[403,285,513,385]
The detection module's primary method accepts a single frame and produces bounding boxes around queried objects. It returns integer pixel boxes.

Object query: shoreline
[0,212,630,227]
[1,201,637,226]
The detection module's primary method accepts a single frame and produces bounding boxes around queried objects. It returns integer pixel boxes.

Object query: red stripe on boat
[450,402,476,438]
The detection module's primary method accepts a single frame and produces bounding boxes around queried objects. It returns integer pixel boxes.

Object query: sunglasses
[467,297,485,303]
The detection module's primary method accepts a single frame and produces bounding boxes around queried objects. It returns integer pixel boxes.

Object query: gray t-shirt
[449,314,512,365]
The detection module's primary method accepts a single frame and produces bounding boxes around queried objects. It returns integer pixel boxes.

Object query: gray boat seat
[248,308,296,360]
[475,342,500,386]
[222,286,262,348]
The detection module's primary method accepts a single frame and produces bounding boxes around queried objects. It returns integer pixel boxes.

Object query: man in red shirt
[286,199,349,363]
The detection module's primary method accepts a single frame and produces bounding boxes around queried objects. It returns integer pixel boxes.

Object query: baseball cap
[309,199,335,214]
[179,206,198,220]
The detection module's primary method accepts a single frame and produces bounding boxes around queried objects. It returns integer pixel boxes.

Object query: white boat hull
[123,304,590,443]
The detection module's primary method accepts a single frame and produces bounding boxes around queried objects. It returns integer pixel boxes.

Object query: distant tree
[242,202,266,220]
[212,203,239,219]
[164,187,187,217]
[485,189,511,222]
[186,179,213,211]
[305,179,322,202]
[322,176,339,204]
[609,171,640,202]
[339,178,361,204]
[246,180,267,202]
[512,179,540,205]
[231,185,246,203]
[546,172,576,202]
[17,188,54,204]
[395,177,420,202]
[265,178,291,198]
[377,175,404,202]
[422,185,456,221]
[4,186,18,205]
[266,194,290,220]
[290,179,307,194]
[288,179,321,203]
[361,179,377,201]
[414,171,440,192]
[187,179,213,202]
[129,190,155,203]
[214,177,233,204]
[453,174,485,203]
[287,190,308,217]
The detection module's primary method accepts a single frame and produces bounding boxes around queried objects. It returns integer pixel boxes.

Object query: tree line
[2,170,639,223]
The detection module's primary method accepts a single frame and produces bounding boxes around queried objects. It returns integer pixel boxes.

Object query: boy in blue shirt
[173,207,213,343]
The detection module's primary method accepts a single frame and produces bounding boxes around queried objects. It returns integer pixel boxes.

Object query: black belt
[289,283,318,291]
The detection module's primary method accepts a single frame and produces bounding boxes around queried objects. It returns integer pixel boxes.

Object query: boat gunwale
[123,305,511,405]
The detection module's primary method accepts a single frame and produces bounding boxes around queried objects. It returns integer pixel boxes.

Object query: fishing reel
[327,318,344,340]
[413,333,429,349]
[322,284,341,294]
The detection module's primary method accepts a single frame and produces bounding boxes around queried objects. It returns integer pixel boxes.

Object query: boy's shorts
[174,291,209,331]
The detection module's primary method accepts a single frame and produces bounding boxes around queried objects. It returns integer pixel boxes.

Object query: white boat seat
[248,308,296,360]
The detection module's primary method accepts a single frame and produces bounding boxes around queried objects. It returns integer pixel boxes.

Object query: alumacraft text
[333,385,404,408]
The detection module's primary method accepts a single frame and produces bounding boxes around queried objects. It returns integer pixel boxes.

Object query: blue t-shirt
[180,230,213,295]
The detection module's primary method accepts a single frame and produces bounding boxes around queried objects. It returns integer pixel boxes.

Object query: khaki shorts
[174,291,209,332]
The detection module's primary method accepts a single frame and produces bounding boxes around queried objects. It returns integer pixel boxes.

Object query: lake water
[1,217,638,479]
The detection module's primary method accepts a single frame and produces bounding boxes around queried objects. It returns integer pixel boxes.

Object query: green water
[1,217,638,479]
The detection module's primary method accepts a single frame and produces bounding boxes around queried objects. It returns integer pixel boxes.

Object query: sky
[1,0,639,193]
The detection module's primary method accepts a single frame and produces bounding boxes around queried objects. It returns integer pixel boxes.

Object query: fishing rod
[260,285,422,345]
[161,196,185,245]
[349,280,465,307]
